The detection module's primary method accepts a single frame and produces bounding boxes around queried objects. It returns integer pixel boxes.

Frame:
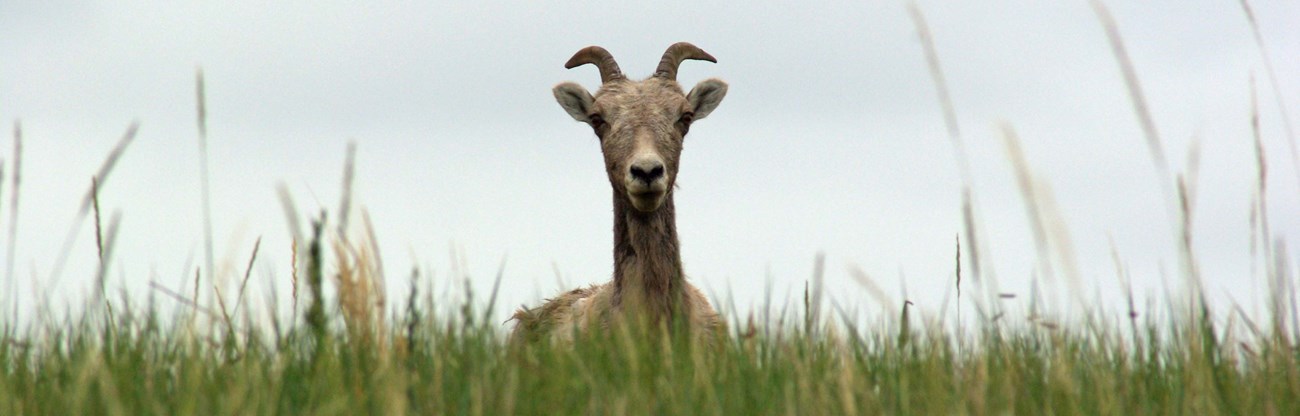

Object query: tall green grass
[0,245,1296,415]
[2,1,1299,414]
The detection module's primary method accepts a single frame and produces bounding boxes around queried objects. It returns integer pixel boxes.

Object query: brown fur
[511,44,728,344]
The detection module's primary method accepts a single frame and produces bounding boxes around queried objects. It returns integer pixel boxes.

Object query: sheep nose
[629,159,665,184]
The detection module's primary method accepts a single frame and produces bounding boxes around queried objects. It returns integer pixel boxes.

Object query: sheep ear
[553,82,595,122]
[687,78,727,120]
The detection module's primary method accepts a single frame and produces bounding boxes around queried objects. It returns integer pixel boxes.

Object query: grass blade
[232,236,261,319]
[1088,0,1170,185]
[1238,0,1299,189]
[337,141,356,238]
[5,121,20,309]
[48,122,138,289]
[196,68,216,286]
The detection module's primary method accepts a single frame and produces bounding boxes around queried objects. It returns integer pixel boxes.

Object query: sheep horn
[564,46,624,83]
[654,42,717,81]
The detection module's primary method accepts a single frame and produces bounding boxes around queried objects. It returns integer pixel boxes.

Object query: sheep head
[553,43,728,213]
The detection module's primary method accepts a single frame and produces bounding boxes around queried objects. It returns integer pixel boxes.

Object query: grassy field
[2,148,1296,415]
[0,226,1296,415]
[2,2,1299,414]
[0,171,1295,414]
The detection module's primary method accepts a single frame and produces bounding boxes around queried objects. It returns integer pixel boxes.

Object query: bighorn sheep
[511,43,728,344]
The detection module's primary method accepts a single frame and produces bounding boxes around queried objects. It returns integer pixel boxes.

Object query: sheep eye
[588,114,607,138]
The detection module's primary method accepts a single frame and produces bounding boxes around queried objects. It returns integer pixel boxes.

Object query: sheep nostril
[630,162,665,184]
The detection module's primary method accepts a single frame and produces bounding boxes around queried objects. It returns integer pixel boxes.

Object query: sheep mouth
[627,191,666,212]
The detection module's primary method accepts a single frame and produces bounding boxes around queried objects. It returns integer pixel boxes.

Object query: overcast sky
[2,1,1298,329]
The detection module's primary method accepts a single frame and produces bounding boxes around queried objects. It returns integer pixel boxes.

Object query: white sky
[1,1,1298,329]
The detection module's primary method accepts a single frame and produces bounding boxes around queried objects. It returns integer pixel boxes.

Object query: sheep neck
[611,191,685,324]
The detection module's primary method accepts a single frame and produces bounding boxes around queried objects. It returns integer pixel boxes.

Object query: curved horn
[654,42,717,81]
[564,46,624,83]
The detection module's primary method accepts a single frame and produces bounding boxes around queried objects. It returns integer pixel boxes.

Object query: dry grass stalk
[908,2,984,290]
[1108,237,1141,341]
[1248,75,1269,271]
[1000,124,1051,273]
[277,184,304,327]
[1244,75,1295,342]
[213,280,234,336]
[361,209,386,302]
[148,281,220,320]
[291,239,299,315]
[89,181,120,338]
[1088,0,1170,185]
[1175,178,1202,297]
[906,2,963,150]
[333,231,386,346]
[1238,0,1299,187]
[999,123,1083,309]
[49,122,138,285]
[196,68,215,288]
[5,121,20,291]
[1175,134,1205,300]
[483,255,506,324]
[337,142,356,239]
[91,177,121,310]
[961,189,982,285]
[92,178,103,263]
[191,268,201,323]
[807,252,825,333]
[845,264,897,313]
[93,212,120,309]
[232,236,261,320]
